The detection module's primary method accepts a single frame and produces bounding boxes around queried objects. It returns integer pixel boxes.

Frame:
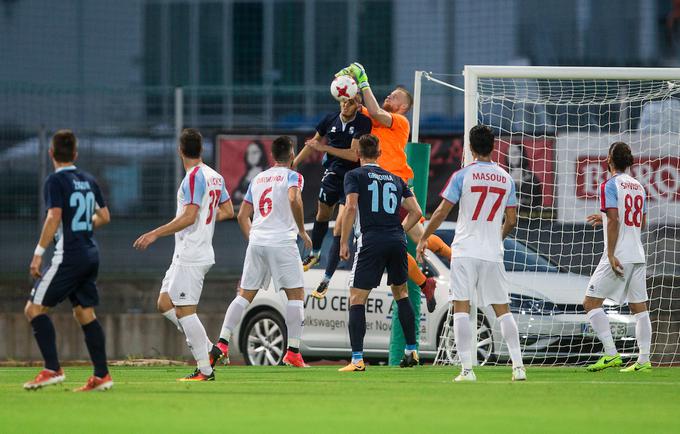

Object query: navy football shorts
[349,233,407,290]
[318,170,346,206]
[30,257,100,308]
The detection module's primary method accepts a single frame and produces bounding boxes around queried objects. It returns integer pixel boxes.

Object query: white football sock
[453,312,473,370]
[220,296,250,342]
[162,309,183,332]
[634,311,652,364]
[178,314,212,375]
[587,308,617,356]
[498,313,524,368]
[286,300,305,349]
[498,313,524,369]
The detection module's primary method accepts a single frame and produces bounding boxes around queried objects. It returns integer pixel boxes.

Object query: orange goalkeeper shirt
[361,106,414,182]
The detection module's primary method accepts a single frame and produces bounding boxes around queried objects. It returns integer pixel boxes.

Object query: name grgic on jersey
[43,166,106,261]
[441,161,517,263]
[599,173,646,264]
[244,166,304,247]
[343,163,413,237]
[316,111,372,176]
[173,163,230,266]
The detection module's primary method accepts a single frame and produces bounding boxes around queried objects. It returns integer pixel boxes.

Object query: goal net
[416,67,680,367]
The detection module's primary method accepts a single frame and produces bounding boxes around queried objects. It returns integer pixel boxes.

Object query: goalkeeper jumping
[335,62,452,313]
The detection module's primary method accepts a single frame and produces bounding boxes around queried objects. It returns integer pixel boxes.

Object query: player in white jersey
[583,142,652,373]
[134,129,234,381]
[418,125,526,382]
[210,136,313,368]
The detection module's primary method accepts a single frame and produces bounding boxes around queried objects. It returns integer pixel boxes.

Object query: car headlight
[509,294,558,315]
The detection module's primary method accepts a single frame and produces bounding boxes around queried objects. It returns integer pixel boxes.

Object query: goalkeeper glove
[335,62,370,90]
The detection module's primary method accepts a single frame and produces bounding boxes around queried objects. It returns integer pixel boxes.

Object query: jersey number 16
[368,180,398,214]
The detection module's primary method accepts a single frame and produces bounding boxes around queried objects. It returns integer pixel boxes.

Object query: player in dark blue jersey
[23,130,113,392]
[293,94,372,298]
[337,134,423,372]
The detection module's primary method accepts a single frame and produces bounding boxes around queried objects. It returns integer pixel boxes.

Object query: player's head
[382,86,412,115]
[357,134,381,161]
[179,128,203,159]
[340,94,361,118]
[50,129,78,164]
[271,135,295,166]
[608,141,634,172]
[469,124,495,158]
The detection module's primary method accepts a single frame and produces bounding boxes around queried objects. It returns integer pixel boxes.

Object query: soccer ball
[330,75,358,102]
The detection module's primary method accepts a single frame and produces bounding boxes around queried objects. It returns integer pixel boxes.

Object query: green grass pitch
[1,365,679,433]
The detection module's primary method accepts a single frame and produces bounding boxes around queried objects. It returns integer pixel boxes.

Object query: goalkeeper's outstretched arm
[360,87,393,128]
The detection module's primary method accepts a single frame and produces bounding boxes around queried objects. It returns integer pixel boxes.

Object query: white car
[230,222,637,366]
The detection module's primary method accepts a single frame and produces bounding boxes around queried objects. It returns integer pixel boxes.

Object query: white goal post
[412,66,680,367]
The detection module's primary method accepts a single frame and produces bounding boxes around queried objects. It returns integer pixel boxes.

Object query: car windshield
[433,229,560,273]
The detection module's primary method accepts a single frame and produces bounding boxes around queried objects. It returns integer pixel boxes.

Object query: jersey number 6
[259,187,273,217]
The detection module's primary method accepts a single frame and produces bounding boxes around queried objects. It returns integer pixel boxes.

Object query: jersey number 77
[470,186,506,221]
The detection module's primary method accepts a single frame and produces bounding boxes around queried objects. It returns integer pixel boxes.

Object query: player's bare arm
[502,207,518,239]
[133,204,200,250]
[339,192,358,261]
[237,200,253,240]
[92,206,111,229]
[360,86,393,127]
[586,213,603,227]
[605,208,624,277]
[216,199,235,221]
[30,207,62,279]
[310,137,360,162]
[289,186,312,249]
[416,199,454,263]
[293,133,321,168]
[400,196,423,234]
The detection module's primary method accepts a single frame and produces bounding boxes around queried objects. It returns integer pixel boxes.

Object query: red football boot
[210,342,229,368]
[421,277,437,313]
[23,368,65,390]
[283,350,309,368]
[73,373,114,392]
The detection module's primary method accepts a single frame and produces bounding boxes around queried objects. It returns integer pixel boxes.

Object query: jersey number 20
[368,180,398,214]
[70,191,95,232]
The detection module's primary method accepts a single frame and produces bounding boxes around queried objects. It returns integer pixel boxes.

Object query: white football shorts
[159,263,212,306]
[586,260,647,304]
[240,243,304,291]
[449,257,510,306]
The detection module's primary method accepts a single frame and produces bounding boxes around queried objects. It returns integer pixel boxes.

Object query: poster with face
[421,135,555,213]
[216,135,286,207]
[493,137,556,210]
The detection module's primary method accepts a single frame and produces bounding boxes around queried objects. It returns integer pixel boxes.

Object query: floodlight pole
[175,86,184,184]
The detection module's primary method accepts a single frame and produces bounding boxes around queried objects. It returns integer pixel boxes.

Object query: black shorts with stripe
[349,231,408,290]
[30,256,100,308]
[318,170,346,206]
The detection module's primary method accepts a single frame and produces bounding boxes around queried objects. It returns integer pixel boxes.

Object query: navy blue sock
[82,319,109,378]
[324,236,342,280]
[30,314,60,371]
[311,220,329,253]
[396,298,417,347]
[349,304,366,354]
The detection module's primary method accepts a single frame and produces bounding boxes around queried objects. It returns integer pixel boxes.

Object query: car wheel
[242,310,286,366]
[438,310,495,366]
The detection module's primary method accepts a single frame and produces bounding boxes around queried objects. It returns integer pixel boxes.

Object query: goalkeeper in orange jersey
[335,62,453,313]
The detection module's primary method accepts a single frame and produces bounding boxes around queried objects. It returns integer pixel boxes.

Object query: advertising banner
[556,134,680,223]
